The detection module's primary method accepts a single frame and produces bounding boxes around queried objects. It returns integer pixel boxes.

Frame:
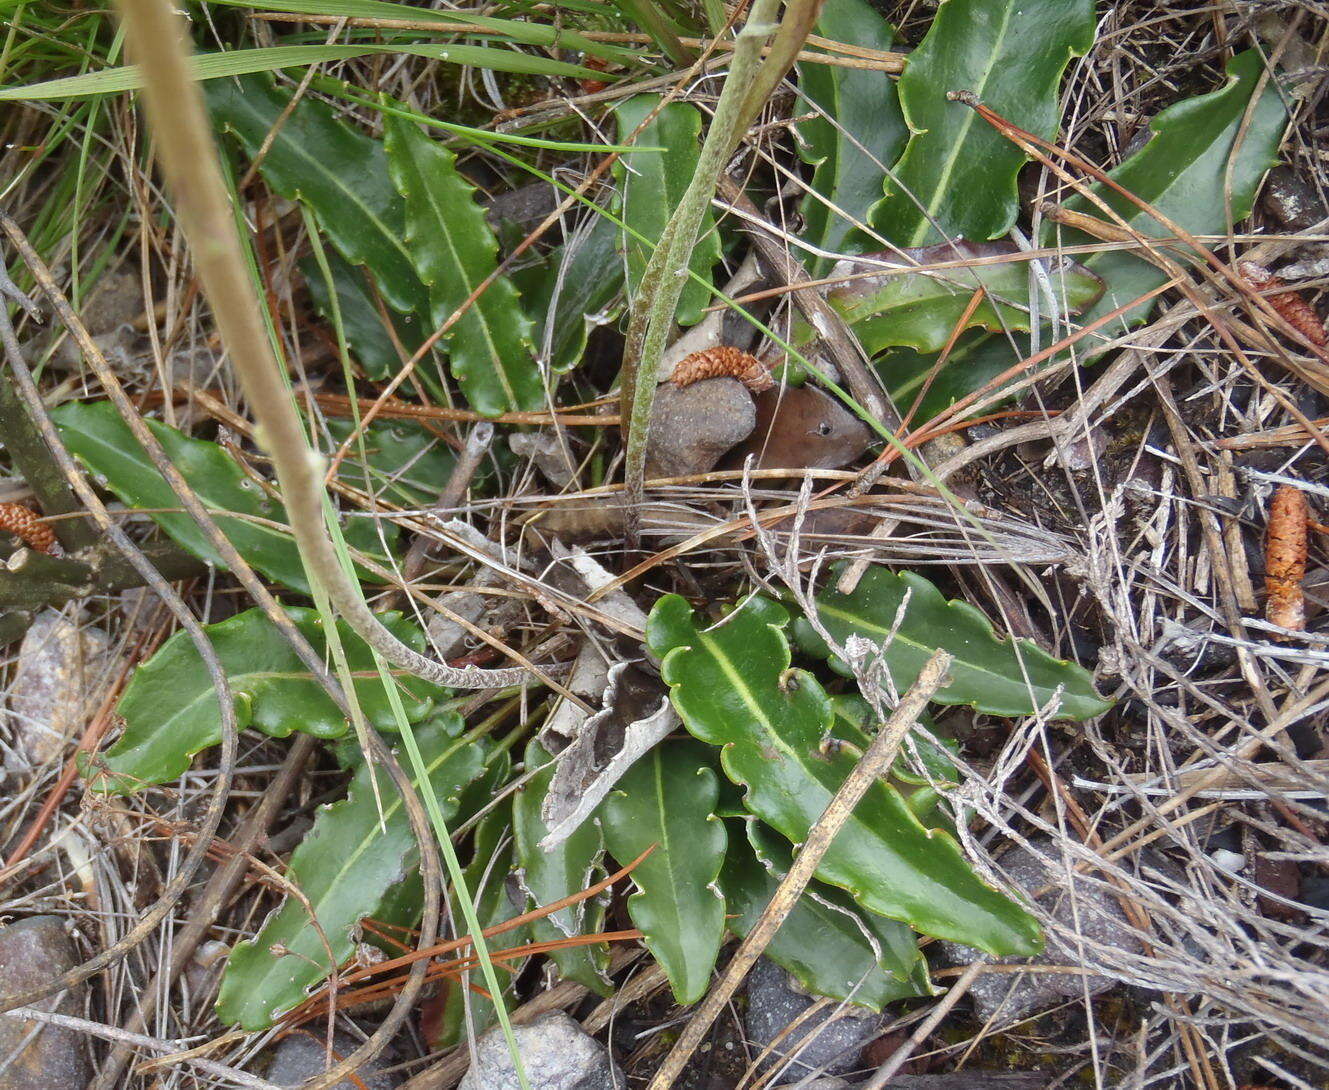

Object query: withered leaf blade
[539,660,679,850]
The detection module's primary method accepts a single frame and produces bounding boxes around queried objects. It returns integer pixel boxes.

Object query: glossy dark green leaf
[828,694,958,788]
[328,418,458,509]
[824,241,1102,355]
[217,715,484,1030]
[1059,50,1288,337]
[796,0,906,265]
[797,566,1110,721]
[598,739,727,1003]
[51,400,389,595]
[728,820,933,1008]
[93,607,446,793]
[513,740,611,995]
[873,0,1095,247]
[384,114,541,416]
[649,594,1041,957]
[614,96,721,327]
[875,329,1029,423]
[206,73,430,316]
[520,209,625,373]
[302,248,426,380]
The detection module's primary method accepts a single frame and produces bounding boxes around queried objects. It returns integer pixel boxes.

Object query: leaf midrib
[814,593,1046,701]
[905,0,1018,246]
[397,130,518,407]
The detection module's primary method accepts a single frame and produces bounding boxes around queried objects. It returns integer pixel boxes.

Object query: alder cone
[669,346,773,392]
[1240,261,1327,347]
[0,502,57,555]
[1265,483,1308,634]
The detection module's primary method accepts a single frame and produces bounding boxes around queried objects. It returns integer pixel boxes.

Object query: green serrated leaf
[302,248,426,380]
[613,96,721,327]
[723,823,929,1009]
[513,740,612,995]
[598,739,727,1003]
[797,566,1110,721]
[206,73,430,316]
[648,593,1041,957]
[328,418,459,509]
[217,715,484,1030]
[873,0,1095,247]
[876,329,1029,423]
[824,241,1102,355]
[94,607,445,793]
[829,694,958,788]
[1061,49,1288,337]
[384,114,541,416]
[796,0,906,265]
[51,400,389,595]
[520,209,625,373]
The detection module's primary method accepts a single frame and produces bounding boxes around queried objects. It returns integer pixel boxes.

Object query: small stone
[0,916,91,1090]
[1261,166,1329,230]
[939,837,1142,1023]
[265,1032,399,1089]
[510,432,576,488]
[2,610,114,772]
[458,1012,623,1090]
[646,378,755,478]
[745,957,882,1084]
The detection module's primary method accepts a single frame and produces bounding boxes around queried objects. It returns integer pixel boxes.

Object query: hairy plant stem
[620,0,788,542]
[112,1,532,1084]
[111,10,535,698]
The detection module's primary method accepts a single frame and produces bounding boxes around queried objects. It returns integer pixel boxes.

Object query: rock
[745,957,882,1084]
[0,916,91,1090]
[265,1032,399,1089]
[1261,165,1328,230]
[458,1012,623,1090]
[939,837,1141,1023]
[510,431,576,488]
[2,610,113,772]
[645,378,755,478]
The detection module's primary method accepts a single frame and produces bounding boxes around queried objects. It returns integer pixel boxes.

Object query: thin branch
[621,0,786,542]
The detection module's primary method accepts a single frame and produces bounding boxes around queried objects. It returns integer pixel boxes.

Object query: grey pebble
[265,1031,399,1089]
[458,1012,624,1090]
[646,378,755,478]
[3,610,113,771]
[939,837,1140,1023]
[0,917,91,1090]
[745,957,882,1085]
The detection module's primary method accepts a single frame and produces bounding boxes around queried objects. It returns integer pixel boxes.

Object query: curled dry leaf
[1240,261,1328,348]
[538,659,679,850]
[0,502,57,555]
[1266,483,1309,635]
[670,346,774,392]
